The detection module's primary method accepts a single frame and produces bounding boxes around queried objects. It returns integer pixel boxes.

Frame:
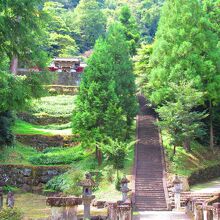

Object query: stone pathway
[135,95,167,211]
[133,211,191,220]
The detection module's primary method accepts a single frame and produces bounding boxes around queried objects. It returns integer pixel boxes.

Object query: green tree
[119,5,140,56]
[106,24,138,129]
[134,44,153,93]
[0,0,48,73]
[137,0,164,42]
[68,0,106,51]
[43,1,78,57]
[72,38,127,164]
[157,84,207,154]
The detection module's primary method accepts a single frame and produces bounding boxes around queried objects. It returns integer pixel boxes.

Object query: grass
[30,95,76,118]
[13,119,72,136]
[29,145,91,165]
[162,131,220,177]
[0,143,38,165]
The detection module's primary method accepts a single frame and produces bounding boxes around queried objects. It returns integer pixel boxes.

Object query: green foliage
[30,95,76,118]
[43,2,78,57]
[157,84,207,150]
[136,0,220,149]
[134,44,153,92]
[0,143,38,165]
[119,5,140,56]
[73,24,137,146]
[137,0,164,42]
[45,169,84,195]
[0,111,15,146]
[163,132,220,177]
[72,37,127,144]
[106,24,138,127]
[99,138,134,170]
[29,145,90,165]
[67,0,106,51]
[0,208,23,220]
[0,0,48,67]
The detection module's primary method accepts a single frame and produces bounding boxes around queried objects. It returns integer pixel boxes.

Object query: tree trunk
[209,100,214,151]
[173,145,176,156]
[96,146,102,166]
[10,55,18,74]
[183,138,191,152]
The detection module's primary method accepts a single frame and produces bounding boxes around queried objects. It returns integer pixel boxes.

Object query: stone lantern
[121,176,131,202]
[78,173,96,219]
[172,175,182,211]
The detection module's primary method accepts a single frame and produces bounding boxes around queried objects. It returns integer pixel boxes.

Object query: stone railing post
[46,197,82,220]
[117,200,132,220]
[195,205,203,220]
[213,203,220,220]
[203,205,214,220]
[107,202,117,220]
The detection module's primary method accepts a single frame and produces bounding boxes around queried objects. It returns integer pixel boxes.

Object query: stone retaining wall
[0,164,69,193]
[18,112,71,125]
[52,72,82,86]
[16,134,79,151]
[46,85,79,95]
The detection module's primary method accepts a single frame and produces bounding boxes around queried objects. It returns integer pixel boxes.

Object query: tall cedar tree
[106,24,138,129]
[72,24,137,163]
[72,38,127,144]
[146,0,220,149]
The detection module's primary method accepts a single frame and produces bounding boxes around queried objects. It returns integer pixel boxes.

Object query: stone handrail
[185,193,220,220]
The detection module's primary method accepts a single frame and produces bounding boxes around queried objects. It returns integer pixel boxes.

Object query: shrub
[0,208,23,220]
[29,146,90,165]
[45,169,84,196]
[99,138,134,170]
[0,111,15,147]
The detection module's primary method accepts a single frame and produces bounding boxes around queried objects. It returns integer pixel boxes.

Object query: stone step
[135,95,167,211]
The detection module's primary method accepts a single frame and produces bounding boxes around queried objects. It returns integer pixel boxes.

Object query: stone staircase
[134,95,168,211]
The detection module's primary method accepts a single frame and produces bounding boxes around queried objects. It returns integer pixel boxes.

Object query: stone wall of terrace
[0,164,69,193]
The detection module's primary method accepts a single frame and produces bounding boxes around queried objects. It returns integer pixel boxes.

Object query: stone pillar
[83,196,95,219]
[213,203,220,220]
[66,206,78,220]
[117,200,132,220]
[46,197,82,220]
[107,202,117,220]
[195,205,203,220]
[51,207,66,220]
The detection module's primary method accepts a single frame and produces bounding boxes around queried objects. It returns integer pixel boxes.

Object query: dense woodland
[0,0,220,210]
